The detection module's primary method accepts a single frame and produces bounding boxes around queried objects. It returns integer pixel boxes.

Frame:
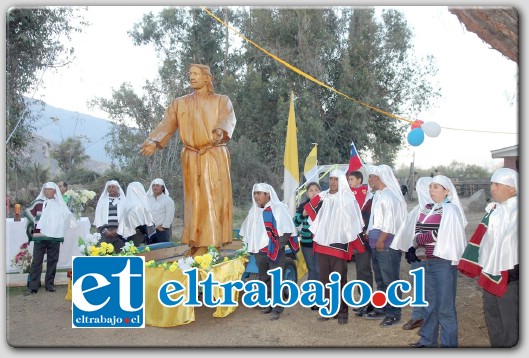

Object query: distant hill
[22,134,110,176]
[28,99,113,164]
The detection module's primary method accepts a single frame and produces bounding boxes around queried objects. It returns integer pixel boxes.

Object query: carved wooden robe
[147,92,236,248]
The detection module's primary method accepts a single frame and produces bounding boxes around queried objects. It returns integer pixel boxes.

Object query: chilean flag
[347,140,363,174]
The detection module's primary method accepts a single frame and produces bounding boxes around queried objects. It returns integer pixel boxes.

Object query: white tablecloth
[5,217,91,273]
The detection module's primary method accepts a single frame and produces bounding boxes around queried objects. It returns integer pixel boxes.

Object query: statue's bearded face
[189,66,207,90]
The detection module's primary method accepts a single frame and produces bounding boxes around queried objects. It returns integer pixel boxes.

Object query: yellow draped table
[65,256,248,327]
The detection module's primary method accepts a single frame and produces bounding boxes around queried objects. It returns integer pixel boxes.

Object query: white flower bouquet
[65,188,96,219]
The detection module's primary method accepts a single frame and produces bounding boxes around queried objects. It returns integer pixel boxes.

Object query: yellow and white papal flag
[283,92,299,216]
[303,143,318,184]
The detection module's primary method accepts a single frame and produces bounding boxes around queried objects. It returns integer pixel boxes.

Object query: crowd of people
[239,165,518,348]
[22,178,175,290]
[20,164,518,348]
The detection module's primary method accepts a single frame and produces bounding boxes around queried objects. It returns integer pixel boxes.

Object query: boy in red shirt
[348,171,368,208]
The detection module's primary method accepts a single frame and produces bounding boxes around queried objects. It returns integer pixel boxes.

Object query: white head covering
[93,180,126,228]
[368,165,407,234]
[240,183,297,253]
[35,182,76,237]
[377,165,406,205]
[310,170,363,246]
[477,168,518,275]
[391,177,433,251]
[326,169,359,206]
[118,182,154,238]
[431,175,468,227]
[147,178,170,197]
[491,168,518,192]
[417,177,434,208]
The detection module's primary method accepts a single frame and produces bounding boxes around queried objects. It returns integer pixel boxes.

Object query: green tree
[50,137,90,181]
[94,6,440,204]
[328,8,441,165]
[6,7,86,191]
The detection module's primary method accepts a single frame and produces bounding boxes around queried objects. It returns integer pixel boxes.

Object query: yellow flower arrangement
[89,242,114,256]
[144,246,249,272]
[85,241,147,257]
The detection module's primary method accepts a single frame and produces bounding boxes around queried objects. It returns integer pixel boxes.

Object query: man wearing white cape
[240,183,299,321]
[24,182,77,295]
[361,165,407,327]
[306,169,364,325]
[458,168,518,347]
[94,180,126,253]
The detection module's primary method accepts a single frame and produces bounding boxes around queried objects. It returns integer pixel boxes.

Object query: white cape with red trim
[309,190,363,246]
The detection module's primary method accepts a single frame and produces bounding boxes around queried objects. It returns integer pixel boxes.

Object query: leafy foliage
[6,7,87,196]
[91,6,440,204]
[6,7,86,155]
[50,137,90,180]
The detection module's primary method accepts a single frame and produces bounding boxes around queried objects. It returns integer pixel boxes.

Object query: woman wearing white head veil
[94,180,126,253]
[410,175,467,348]
[239,183,298,321]
[117,182,158,251]
[304,169,364,325]
[458,167,518,348]
[24,182,77,295]
[147,178,175,243]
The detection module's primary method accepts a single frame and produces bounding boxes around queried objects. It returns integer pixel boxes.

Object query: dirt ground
[5,198,494,349]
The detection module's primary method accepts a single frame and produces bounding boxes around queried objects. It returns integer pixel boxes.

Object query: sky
[22,5,519,171]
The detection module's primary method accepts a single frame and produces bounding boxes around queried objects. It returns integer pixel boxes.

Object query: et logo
[71,256,145,328]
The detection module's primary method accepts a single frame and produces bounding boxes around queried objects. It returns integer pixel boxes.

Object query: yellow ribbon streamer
[200,6,413,124]
[201,7,518,135]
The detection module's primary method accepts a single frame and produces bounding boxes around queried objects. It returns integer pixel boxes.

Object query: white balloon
[421,121,442,137]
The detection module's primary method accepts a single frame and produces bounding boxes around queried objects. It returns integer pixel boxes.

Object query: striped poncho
[458,206,510,297]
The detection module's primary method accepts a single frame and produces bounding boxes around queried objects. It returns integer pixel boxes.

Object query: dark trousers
[318,253,348,318]
[371,247,402,318]
[354,244,373,288]
[254,245,286,314]
[153,227,171,243]
[483,280,519,347]
[28,241,61,291]
[301,244,319,281]
[99,233,125,254]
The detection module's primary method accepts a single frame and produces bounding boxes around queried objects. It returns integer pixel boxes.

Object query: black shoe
[311,305,319,311]
[354,304,374,317]
[269,311,280,320]
[403,319,423,330]
[45,286,56,292]
[24,289,37,296]
[338,316,348,325]
[354,306,366,317]
[410,341,426,348]
[362,310,386,320]
[260,307,272,314]
[380,316,401,327]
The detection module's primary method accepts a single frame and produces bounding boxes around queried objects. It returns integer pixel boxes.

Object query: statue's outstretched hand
[140,140,158,156]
